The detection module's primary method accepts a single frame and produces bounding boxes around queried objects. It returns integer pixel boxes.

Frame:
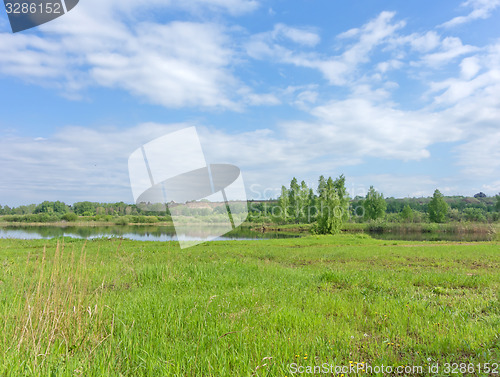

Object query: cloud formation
[441,0,500,28]
[0,0,264,109]
[1,3,499,205]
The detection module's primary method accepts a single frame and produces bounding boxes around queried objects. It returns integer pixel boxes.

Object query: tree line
[1,178,499,230]
[247,176,500,233]
[0,201,171,223]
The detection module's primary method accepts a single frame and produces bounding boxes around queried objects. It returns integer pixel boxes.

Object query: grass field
[0,235,499,376]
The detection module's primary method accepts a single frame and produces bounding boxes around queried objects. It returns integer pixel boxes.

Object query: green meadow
[0,235,499,376]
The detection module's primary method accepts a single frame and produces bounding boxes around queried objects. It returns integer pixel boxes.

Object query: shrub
[61,213,78,222]
[114,217,130,225]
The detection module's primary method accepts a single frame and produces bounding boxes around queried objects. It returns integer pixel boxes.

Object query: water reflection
[368,231,493,242]
[0,225,492,242]
[0,225,299,241]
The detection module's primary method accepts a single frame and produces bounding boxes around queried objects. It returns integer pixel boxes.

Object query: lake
[0,224,494,242]
[0,225,299,241]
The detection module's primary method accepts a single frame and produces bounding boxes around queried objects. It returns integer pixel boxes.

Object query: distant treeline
[0,201,172,223]
[247,177,500,224]
[1,184,499,225]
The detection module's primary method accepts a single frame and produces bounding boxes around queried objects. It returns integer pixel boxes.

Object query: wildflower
[350,335,354,339]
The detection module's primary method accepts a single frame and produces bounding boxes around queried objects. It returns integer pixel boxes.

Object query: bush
[114,217,130,225]
[61,213,78,222]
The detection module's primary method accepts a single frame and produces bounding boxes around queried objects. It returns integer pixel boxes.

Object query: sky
[1,0,500,206]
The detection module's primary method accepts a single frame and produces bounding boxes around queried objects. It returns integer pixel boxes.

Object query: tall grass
[1,241,113,374]
[0,236,499,376]
[343,221,496,235]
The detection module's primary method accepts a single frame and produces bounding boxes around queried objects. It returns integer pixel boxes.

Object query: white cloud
[441,0,500,28]
[349,174,438,198]
[481,180,500,194]
[417,37,479,67]
[460,56,481,79]
[0,124,180,204]
[0,0,263,109]
[238,89,281,106]
[280,98,460,162]
[246,12,405,86]
[1,94,499,205]
[273,24,320,46]
[88,22,238,109]
[377,59,403,73]
[294,90,318,109]
[2,4,500,203]
[396,31,441,53]
[455,131,500,178]
[428,42,500,104]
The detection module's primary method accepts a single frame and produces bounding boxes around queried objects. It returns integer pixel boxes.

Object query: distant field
[0,236,499,376]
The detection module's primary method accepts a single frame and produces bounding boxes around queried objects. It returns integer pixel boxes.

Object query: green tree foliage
[363,186,387,221]
[73,201,97,216]
[496,194,500,212]
[316,177,341,234]
[34,201,68,215]
[400,204,413,222]
[61,212,78,222]
[333,174,350,223]
[278,185,289,222]
[298,181,310,222]
[317,175,326,197]
[315,175,349,234]
[34,201,52,214]
[428,189,448,223]
[463,207,486,222]
[288,177,300,213]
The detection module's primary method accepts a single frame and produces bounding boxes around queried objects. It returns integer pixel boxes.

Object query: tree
[333,174,350,223]
[53,201,68,214]
[428,189,448,223]
[400,204,413,222]
[35,201,55,214]
[73,201,97,216]
[288,177,300,219]
[308,187,316,221]
[463,207,486,222]
[34,201,68,214]
[278,185,289,222]
[298,181,310,222]
[363,186,387,221]
[317,175,327,197]
[315,175,348,234]
[62,212,78,222]
[496,194,500,212]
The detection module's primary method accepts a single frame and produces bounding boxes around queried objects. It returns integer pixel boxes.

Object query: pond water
[0,225,298,241]
[368,230,494,242]
[0,225,494,242]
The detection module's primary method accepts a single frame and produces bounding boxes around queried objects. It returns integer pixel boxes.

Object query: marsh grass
[0,235,499,376]
[0,241,114,375]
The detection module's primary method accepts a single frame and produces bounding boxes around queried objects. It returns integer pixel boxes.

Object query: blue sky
[1,0,500,206]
